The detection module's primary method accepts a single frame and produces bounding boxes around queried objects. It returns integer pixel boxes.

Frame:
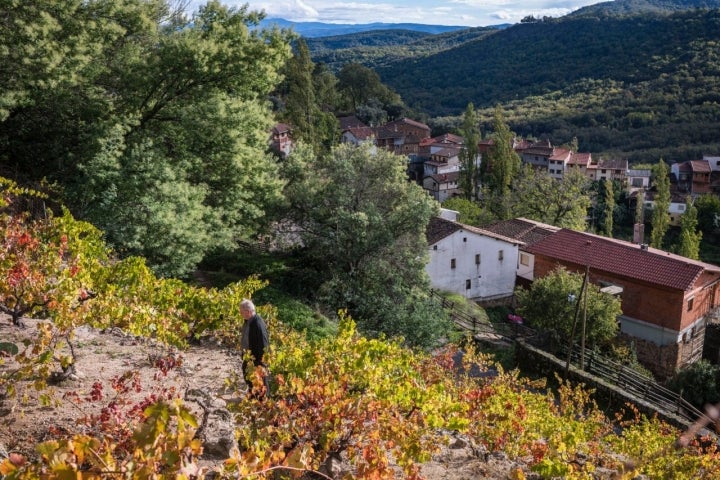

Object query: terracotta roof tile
[689,160,711,173]
[569,152,591,166]
[426,217,522,246]
[482,218,560,246]
[426,217,463,245]
[549,148,572,161]
[525,229,719,291]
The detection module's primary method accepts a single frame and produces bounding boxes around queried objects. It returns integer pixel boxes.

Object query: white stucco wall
[426,230,519,300]
[618,315,705,346]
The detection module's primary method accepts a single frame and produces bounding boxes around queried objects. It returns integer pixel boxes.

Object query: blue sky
[188,0,609,27]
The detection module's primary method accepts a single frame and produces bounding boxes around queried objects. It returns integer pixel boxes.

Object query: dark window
[475,254,480,265]
[451,258,456,269]
[465,279,471,290]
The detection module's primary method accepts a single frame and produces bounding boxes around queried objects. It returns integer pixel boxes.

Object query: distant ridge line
[258,17,474,38]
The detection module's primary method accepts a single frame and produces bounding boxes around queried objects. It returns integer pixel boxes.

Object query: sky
[187,0,609,27]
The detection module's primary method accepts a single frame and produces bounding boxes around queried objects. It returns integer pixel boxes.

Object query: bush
[666,360,720,409]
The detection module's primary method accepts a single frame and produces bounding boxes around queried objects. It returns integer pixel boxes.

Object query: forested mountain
[258,17,467,37]
[310,7,720,163]
[307,27,500,71]
[568,0,720,17]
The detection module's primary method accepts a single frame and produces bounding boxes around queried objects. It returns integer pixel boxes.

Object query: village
[272,115,720,381]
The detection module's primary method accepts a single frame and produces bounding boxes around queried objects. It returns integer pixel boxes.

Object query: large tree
[650,159,671,249]
[484,105,521,219]
[676,196,702,260]
[278,38,338,154]
[282,143,449,348]
[458,103,481,200]
[695,194,720,234]
[337,62,402,116]
[1,1,293,277]
[515,267,621,351]
[509,165,591,230]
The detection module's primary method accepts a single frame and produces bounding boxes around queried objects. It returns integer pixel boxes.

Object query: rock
[185,388,237,458]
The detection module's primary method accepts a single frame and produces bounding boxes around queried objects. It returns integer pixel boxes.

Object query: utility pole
[580,263,590,370]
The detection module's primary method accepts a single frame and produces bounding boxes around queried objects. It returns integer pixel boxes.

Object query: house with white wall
[481,218,560,284]
[426,216,522,302]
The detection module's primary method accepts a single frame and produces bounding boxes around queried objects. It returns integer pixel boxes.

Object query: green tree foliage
[485,106,521,219]
[515,267,621,349]
[602,179,615,236]
[675,196,702,260]
[277,39,339,154]
[3,188,720,479]
[667,360,720,410]
[509,165,591,230]
[458,103,481,200]
[0,1,293,278]
[650,160,671,249]
[282,143,449,348]
[337,62,403,118]
[695,194,720,234]
[440,198,487,226]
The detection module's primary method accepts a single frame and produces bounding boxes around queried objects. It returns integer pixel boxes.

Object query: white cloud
[186,0,606,27]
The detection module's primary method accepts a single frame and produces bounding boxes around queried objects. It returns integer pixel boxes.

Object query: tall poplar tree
[650,159,671,249]
[458,103,481,200]
[485,105,521,219]
[602,179,615,237]
[279,38,338,154]
[676,196,702,260]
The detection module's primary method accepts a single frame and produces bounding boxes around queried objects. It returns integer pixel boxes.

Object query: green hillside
[307,26,500,71]
[568,0,720,17]
[300,0,720,162]
[370,10,720,162]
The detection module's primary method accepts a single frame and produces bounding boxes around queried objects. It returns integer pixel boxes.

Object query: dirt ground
[0,316,542,479]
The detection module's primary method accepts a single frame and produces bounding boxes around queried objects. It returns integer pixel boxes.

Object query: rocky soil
[0,316,629,479]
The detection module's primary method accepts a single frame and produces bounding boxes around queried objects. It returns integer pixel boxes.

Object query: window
[520,253,530,266]
[463,237,467,242]
[433,245,437,250]
[678,204,685,211]
[688,297,694,311]
[498,250,504,261]
[475,254,481,265]
[465,279,471,290]
[451,258,456,269]
[631,178,643,187]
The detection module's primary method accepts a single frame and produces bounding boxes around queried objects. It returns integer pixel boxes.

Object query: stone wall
[515,340,693,432]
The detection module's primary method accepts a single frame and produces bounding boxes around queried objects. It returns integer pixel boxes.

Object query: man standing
[239,299,270,398]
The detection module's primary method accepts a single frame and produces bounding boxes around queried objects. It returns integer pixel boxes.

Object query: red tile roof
[432,133,464,144]
[426,217,522,246]
[689,160,712,173]
[482,218,560,246]
[427,171,460,183]
[569,152,591,166]
[549,148,572,161]
[272,123,292,134]
[344,126,375,140]
[525,229,719,291]
[338,115,367,130]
